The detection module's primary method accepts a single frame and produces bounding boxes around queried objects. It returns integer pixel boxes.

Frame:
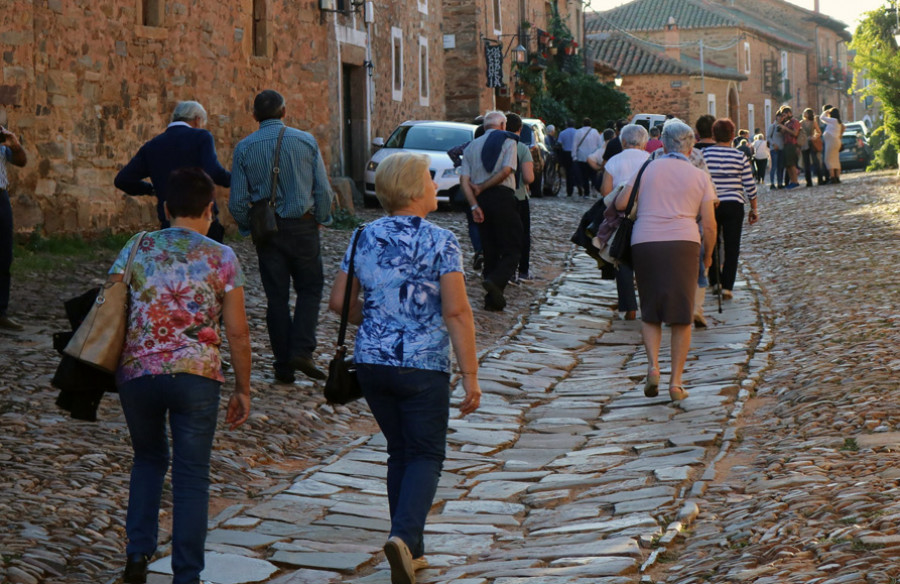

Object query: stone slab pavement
[126,246,771,584]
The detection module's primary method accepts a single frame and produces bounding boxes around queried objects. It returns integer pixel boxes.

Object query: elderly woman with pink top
[615,119,717,401]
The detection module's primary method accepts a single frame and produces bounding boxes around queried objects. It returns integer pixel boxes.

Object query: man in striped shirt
[230,90,334,383]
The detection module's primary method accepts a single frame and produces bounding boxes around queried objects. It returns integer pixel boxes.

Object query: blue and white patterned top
[0,146,12,189]
[340,215,464,373]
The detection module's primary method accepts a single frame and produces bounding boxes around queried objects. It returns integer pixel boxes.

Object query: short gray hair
[620,124,649,149]
[171,101,207,124]
[661,119,694,155]
[483,110,507,129]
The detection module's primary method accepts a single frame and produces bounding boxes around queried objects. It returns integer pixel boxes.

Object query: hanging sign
[485,43,504,88]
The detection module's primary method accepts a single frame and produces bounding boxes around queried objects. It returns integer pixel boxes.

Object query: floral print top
[110,228,245,385]
[340,215,463,373]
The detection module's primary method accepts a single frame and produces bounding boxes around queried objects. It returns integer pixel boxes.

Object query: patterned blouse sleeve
[108,232,145,276]
[220,246,245,293]
[437,231,464,276]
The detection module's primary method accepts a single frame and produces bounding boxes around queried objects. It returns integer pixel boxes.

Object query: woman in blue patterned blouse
[329,151,481,584]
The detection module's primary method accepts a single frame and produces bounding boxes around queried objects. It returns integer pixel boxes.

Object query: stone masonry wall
[1,0,346,235]
[621,75,692,121]
[368,0,446,139]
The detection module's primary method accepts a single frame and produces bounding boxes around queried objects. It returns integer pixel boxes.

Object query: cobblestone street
[2,173,899,584]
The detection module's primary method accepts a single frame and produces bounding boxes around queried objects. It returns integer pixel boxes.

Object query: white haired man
[115,100,231,240]
[460,111,521,311]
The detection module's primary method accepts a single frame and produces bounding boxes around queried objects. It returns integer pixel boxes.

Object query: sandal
[669,385,689,401]
[644,368,660,397]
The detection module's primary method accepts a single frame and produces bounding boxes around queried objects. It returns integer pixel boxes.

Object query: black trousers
[478,186,522,291]
[708,201,744,292]
[577,161,596,196]
[753,159,767,183]
[0,189,12,315]
[255,216,324,377]
[559,150,575,196]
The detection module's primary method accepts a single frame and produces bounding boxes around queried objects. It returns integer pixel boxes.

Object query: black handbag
[324,226,365,405]
[249,126,287,247]
[608,160,652,267]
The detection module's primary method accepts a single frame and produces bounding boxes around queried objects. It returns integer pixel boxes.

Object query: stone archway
[728,85,739,126]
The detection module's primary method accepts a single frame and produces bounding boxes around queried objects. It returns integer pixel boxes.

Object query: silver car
[364,121,477,206]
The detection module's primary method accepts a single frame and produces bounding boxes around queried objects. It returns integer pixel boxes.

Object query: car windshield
[385,125,473,151]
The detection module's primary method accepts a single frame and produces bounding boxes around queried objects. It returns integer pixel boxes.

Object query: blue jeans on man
[769,149,784,187]
[255,215,323,379]
[119,373,221,584]
[0,189,12,316]
[358,363,450,559]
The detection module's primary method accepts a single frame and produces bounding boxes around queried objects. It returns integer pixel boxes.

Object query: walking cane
[714,227,724,313]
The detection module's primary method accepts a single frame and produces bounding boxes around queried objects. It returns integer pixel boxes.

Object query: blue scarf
[481,130,519,174]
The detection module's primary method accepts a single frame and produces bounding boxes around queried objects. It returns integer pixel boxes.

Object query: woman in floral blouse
[330,152,481,584]
[112,168,251,584]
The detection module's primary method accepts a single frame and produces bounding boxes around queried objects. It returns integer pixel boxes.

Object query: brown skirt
[633,241,700,324]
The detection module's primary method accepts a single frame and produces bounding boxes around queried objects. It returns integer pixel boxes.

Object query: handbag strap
[121,231,148,287]
[337,225,365,348]
[623,160,652,220]
[268,126,288,207]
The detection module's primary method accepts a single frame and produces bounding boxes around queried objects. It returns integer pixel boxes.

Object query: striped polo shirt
[701,146,757,205]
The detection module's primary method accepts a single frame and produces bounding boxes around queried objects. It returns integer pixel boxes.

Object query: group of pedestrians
[753,104,845,189]
[575,112,760,403]
[76,90,482,584]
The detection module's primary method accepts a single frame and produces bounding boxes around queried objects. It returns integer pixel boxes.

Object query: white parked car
[364,120,477,206]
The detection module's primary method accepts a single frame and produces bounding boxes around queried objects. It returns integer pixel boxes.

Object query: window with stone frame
[419,37,429,106]
[748,104,755,136]
[392,28,403,102]
[707,94,716,117]
[253,0,269,57]
[142,0,163,26]
[744,42,751,75]
[418,0,427,14]
[492,0,502,34]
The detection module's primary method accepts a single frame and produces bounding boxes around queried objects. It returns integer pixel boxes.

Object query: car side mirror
[372,137,385,148]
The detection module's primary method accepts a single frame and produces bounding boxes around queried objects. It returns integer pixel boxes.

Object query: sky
[592,0,884,30]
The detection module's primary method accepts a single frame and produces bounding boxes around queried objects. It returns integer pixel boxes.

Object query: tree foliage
[520,3,630,127]
[849,7,900,167]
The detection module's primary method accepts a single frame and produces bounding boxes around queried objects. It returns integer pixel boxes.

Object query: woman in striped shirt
[701,119,759,300]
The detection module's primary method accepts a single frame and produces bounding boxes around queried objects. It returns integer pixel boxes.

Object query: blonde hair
[375,152,431,212]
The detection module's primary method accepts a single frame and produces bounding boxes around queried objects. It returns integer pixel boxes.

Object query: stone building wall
[1,0,345,235]
[442,0,580,123]
[368,0,446,139]
[620,75,692,121]
[0,0,447,236]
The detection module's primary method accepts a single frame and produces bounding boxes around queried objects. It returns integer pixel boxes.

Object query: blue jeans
[358,363,450,558]
[256,216,324,377]
[0,189,12,315]
[463,205,482,253]
[769,149,784,186]
[119,374,221,584]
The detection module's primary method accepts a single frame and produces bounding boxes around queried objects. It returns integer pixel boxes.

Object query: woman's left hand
[459,376,481,416]
[226,391,251,429]
[748,209,759,225]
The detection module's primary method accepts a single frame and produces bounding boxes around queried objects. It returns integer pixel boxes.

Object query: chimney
[665,17,680,61]
[814,0,820,12]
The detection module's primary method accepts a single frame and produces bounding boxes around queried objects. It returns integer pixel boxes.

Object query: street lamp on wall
[614,76,623,87]
[512,44,527,64]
